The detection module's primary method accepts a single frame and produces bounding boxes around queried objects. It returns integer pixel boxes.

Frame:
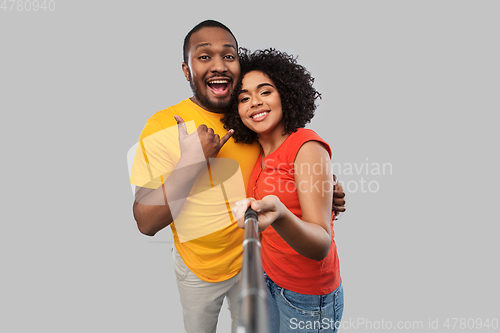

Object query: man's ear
[182,62,190,81]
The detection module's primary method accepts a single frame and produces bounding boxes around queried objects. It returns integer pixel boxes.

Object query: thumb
[255,195,280,213]
[174,115,188,140]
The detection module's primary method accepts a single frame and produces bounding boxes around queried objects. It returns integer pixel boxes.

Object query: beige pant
[172,247,240,333]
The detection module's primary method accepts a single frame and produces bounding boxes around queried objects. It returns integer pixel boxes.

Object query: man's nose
[210,56,227,73]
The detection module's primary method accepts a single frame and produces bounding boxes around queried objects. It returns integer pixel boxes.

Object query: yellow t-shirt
[130,98,261,282]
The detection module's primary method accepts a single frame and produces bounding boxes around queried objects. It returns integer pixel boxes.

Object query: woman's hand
[233,195,284,232]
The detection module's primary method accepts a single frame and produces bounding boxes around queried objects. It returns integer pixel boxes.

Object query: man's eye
[225,55,235,60]
[199,55,209,60]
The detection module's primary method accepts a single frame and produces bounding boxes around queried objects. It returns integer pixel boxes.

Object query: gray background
[1,0,498,332]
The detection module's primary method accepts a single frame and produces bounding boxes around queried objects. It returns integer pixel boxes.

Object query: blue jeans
[265,275,344,332]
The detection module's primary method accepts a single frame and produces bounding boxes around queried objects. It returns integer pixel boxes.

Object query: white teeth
[251,112,268,119]
[208,80,228,84]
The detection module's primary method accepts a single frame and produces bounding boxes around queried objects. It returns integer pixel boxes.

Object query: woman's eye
[240,97,249,103]
[261,91,270,96]
[225,55,235,60]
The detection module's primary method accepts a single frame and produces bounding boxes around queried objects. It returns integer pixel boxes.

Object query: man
[130,20,346,333]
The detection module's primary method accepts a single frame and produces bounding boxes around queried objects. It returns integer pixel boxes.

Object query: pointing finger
[218,129,234,148]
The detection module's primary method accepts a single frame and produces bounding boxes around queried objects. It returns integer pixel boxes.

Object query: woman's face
[237,70,283,137]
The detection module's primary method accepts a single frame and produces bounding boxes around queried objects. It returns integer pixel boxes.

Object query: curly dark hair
[221,48,321,144]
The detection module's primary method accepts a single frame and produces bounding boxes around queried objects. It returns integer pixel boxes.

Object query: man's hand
[174,115,233,161]
[332,174,346,216]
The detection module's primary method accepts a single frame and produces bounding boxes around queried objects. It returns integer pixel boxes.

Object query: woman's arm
[235,141,333,261]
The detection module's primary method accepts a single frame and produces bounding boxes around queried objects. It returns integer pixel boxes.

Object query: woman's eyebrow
[257,83,274,89]
[239,83,274,94]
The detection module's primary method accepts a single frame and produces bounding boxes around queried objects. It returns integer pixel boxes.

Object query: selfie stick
[236,208,269,333]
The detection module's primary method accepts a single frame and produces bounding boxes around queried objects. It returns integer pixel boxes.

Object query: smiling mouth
[207,79,230,96]
[250,111,270,120]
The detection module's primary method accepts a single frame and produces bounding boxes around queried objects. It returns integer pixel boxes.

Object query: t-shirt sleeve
[130,118,179,189]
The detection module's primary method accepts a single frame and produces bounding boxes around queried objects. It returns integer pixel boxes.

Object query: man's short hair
[183,20,238,64]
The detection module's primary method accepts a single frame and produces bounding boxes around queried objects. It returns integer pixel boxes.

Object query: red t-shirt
[248,128,341,295]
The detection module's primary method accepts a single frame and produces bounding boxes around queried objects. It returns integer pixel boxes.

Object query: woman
[222,49,343,332]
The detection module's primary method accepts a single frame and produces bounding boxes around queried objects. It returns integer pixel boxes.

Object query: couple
[130,20,345,333]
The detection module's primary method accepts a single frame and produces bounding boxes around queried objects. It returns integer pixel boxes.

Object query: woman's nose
[251,96,262,107]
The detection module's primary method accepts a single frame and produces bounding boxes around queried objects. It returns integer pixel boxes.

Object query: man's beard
[189,73,231,114]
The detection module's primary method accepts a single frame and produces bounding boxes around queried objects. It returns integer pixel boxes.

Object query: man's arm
[133,160,206,236]
[133,116,233,236]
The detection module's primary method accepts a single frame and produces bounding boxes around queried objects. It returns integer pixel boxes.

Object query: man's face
[182,27,240,113]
